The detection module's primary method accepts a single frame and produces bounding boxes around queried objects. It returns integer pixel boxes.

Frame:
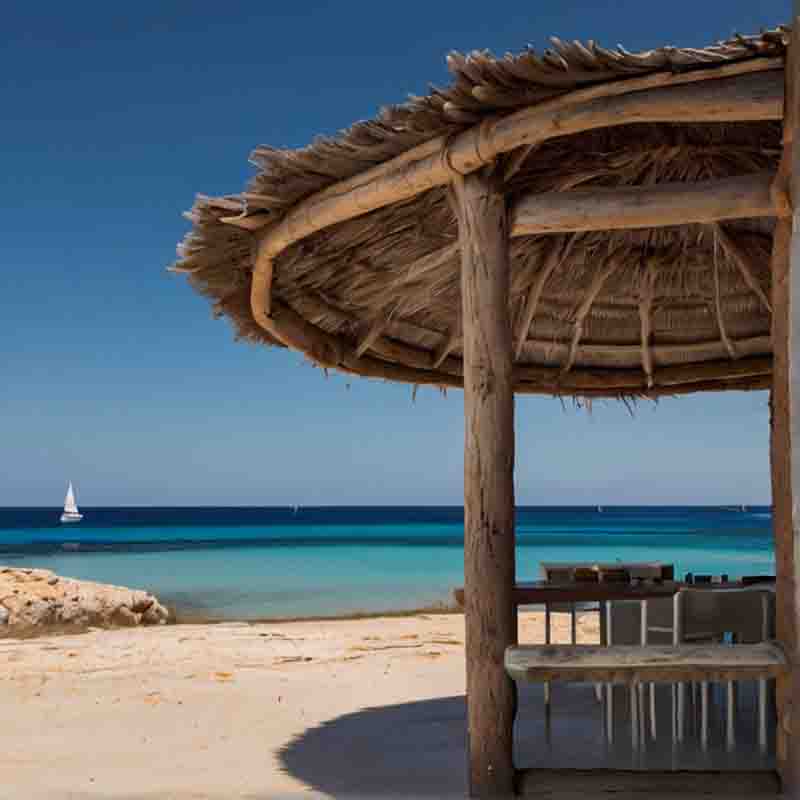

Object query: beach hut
[173,15,800,798]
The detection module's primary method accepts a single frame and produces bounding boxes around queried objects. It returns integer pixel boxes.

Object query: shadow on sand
[278,682,774,797]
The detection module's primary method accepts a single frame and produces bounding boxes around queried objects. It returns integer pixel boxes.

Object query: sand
[0,610,597,799]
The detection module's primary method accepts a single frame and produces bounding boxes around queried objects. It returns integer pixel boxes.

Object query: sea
[0,506,775,622]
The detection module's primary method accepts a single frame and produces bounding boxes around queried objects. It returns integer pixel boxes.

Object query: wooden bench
[505,642,788,685]
[507,643,788,796]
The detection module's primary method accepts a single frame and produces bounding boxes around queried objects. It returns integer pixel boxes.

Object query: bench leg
[638,683,646,745]
[606,684,614,744]
[758,678,768,755]
[677,682,686,744]
[650,683,657,740]
[726,680,736,752]
[700,680,709,752]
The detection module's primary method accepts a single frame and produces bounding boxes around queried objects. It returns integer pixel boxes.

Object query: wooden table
[452,580,767,608]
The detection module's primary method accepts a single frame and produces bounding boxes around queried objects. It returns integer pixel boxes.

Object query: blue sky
[0,1,785,506]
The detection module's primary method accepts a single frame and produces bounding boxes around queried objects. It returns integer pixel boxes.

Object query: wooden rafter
[246,64,782,343]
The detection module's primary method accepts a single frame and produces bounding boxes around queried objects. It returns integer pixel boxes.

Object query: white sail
[60,482,82,523]
[64,482,79,514]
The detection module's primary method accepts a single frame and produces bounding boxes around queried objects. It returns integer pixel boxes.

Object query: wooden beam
[770,12,800,795]
[516,768,780,797]
[452,168,517,798]
[512,172,776,237]
[233,62,781,240]
[246,65,782,341]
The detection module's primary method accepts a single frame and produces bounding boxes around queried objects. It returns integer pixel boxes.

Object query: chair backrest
[674,588,772,645]
[608,597,674,645]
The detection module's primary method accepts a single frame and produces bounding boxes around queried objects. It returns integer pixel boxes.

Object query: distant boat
[741,504,748,513]
[59,482,83,524]
[292,504,300,515]
[597,505,603,513]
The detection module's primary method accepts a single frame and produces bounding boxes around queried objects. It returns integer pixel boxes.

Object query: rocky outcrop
[0,567,169,635]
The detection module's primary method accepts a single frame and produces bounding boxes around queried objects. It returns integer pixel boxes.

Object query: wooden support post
[771,12,800,796]
[452,167,517,798]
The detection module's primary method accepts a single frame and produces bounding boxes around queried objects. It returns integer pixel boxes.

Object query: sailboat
[60,482,83,524]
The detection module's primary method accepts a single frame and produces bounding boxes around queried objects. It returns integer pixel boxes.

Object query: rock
[111,607,140,627]
[141,602,169,625]
[0,567,170,635]
[130,591,154,613]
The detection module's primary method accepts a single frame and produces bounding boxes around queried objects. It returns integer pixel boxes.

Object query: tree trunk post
[771,11,800,795]
[452,166,517,798]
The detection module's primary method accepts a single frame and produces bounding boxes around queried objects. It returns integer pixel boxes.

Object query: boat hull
[60,513,83,524]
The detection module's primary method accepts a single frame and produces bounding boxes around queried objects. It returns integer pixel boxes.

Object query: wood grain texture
[505,643,788,685]
[512,173,776,236]
[771,15,800,795]
[453,168,517,798]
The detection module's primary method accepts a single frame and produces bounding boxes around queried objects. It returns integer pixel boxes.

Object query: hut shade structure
[174,21,800,798]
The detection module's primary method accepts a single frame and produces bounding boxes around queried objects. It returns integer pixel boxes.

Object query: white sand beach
[0,610,598,799]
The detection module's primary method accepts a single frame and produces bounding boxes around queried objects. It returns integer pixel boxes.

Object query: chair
[540,567,580,707]
[540,563,672,724]
[606,596,673,745]
[673,588,773,753]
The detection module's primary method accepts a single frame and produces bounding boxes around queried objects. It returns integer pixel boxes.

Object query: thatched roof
[173,27,789,398]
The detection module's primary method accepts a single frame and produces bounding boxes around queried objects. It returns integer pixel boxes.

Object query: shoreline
[5,601,467,640]
[169,598,463,626]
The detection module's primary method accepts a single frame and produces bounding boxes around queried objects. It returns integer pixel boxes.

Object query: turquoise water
[0,507,775,620]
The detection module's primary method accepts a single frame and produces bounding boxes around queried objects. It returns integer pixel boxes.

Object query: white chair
[540,567,579,707]
[673,588,773,753]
